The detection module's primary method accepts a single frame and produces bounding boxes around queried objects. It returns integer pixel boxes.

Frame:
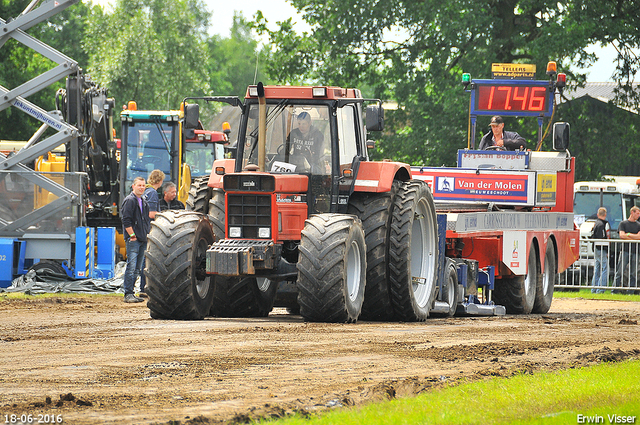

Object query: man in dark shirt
[158,182,185,211]
[478,115,527,151]
[613,206,640,293]
[287,112,324,158]
[590,207,610,294]
[120,177,151,303]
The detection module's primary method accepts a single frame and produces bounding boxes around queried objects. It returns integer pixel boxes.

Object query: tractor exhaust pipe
[257,82,267,172]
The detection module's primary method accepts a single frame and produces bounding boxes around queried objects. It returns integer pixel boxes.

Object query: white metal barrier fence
[558,238,640,293]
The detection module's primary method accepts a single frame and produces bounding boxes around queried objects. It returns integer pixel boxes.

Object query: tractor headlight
[258,227,270,239]
[229,227,242,238]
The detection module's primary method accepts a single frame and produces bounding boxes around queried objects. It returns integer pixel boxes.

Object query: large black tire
[347,189,396,321]
[209,276,276,317]
[494,241,539,314]
[207,188,225,241]
[388,181,438,322]
[186,177,211,214]
[297,214,367,323]
[533,241,556,314]
[145,211,215,320]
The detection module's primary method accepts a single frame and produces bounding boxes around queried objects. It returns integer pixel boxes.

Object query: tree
[84,0,211,112]
[207,14,271,98]
[253,0,639,168]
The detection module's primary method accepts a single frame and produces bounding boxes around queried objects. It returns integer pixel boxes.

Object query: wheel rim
[346,240,362,303]
[525,246,537,297]
[446,272,456,310]
[194,234,210,299]
[543,248,553,295]
[411,198,437,308]
[256,277,271,293]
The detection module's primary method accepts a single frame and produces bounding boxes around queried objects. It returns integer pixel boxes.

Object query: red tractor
[144,83,439,322]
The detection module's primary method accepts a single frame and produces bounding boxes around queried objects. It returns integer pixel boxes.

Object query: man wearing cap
[478,116,527,151]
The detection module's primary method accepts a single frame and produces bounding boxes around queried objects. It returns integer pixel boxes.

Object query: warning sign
[491,63,536,80]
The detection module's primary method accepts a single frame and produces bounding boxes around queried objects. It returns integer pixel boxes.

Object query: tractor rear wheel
[297,214,366,323]
[186,177,211,214]
[388,181,438,322]
[347,188,396,321]
[207,188,225,241]
[494,241,538,314]
[533,242,556,314]
[209,276,276,317]
[145,211,215,320]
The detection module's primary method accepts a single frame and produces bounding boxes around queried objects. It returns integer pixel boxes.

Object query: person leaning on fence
[613,206,640,294]
[590,207,610,294]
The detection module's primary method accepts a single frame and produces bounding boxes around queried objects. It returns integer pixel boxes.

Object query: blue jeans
[124,239,147,295]
[591,246,608,293]
[613,244,638,289]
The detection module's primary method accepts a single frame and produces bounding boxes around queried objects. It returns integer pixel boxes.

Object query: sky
[91,0,618,82]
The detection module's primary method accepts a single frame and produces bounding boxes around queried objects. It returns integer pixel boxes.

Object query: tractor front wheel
[297,214,366,323]
[145,211,215,320]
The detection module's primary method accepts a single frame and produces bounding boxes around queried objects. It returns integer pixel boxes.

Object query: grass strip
[261,360,640,425]
[554,288,640,302]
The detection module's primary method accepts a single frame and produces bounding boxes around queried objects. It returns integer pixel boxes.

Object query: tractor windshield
[242,104,331,175]
[184,141,225,177]
[124,120,175,189]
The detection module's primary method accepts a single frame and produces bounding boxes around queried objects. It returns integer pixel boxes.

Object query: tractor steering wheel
[485,145,506,151]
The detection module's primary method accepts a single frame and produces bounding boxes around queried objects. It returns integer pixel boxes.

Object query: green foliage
[555,97,640,180]
[253,0,639,169]
[84,0,212,112]
[207,14,271,98]
[261,359,640,424]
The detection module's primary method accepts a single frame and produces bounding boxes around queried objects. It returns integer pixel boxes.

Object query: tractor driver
[287,112,324,165]
[478,115,527,151]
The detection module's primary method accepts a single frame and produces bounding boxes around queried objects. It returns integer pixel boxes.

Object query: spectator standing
[120,177,151,303]
[613,206,640,294]
[144,169,165,220]
[590,207,610,294]
[158,182,185,211]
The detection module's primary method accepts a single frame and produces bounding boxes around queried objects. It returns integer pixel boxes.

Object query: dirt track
[0,295,639,424]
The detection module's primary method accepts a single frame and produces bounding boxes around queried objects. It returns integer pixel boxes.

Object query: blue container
[0,238,24,287]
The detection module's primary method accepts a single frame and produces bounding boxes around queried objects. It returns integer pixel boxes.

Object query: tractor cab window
[124,121,174,190]
[243,104,331,175]
[184,142,224,177]
[337,105,359,171]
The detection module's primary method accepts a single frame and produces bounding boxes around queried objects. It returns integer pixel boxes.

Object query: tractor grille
[227,194,271,239]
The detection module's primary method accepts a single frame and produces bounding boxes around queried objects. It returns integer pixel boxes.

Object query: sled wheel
[533,241,556,314]
[494,241,538,314]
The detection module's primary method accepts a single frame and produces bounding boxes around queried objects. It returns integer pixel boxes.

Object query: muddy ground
[0,295,639,424]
